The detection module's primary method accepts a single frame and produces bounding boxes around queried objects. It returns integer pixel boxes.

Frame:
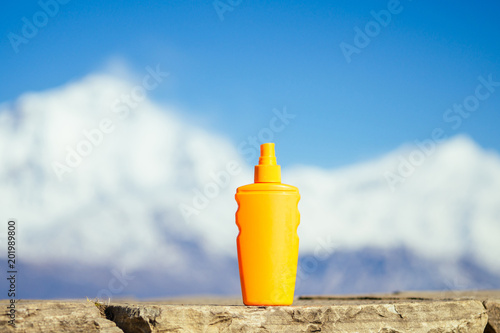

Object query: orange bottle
[235,143,300,306]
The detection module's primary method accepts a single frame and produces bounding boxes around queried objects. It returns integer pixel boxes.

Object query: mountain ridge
[0,73,499,298]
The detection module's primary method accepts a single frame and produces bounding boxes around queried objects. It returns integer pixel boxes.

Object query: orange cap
[254,143,281,183]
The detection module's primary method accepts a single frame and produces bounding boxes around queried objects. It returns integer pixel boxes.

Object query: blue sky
[1,0,499,168]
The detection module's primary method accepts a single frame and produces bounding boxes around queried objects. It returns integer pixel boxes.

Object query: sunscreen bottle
[235,143,300,306]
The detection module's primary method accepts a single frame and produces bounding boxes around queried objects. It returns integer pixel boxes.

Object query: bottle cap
[254,143,281,183]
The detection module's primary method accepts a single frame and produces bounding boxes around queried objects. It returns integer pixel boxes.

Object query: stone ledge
[106,299,487,332]
[0,300,122,332]
[1,291,499,332]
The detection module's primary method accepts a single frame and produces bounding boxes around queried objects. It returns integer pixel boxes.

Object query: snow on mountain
[0,73,250,272]
[0,72,499,299]
[288,135,500,274]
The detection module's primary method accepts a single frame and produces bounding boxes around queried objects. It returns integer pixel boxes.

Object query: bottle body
[235,182,300,306]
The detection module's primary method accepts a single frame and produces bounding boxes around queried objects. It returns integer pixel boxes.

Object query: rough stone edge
[90,300,125,333]
[483,299,500,333]
[0,299,124,332]
[102,299,490,333]
[3,296,494,332]
[103,304,161,333]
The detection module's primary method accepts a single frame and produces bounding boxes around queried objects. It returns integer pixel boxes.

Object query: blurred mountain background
[1,74,499,299]
[0,0,499,299]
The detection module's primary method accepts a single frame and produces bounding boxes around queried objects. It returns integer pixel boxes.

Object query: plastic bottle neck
[254,143,281,183]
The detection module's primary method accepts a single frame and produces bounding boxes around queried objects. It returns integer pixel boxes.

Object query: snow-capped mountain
[0,72,499,299]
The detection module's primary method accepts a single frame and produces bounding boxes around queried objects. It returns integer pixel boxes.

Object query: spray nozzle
[254,143,281,183]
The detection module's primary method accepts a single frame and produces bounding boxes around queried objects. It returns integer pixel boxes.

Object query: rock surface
[1,291,499,332]
[0,300,122,332]
[107,299,487,333]
[484,300,500,333]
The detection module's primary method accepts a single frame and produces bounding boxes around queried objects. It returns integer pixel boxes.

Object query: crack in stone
[392,305,404,319]
[91,301,125,333]
[209,313,233,326]
[104,305,161,333]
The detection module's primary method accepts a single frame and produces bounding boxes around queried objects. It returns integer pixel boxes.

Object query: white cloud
[0,72,499,275]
